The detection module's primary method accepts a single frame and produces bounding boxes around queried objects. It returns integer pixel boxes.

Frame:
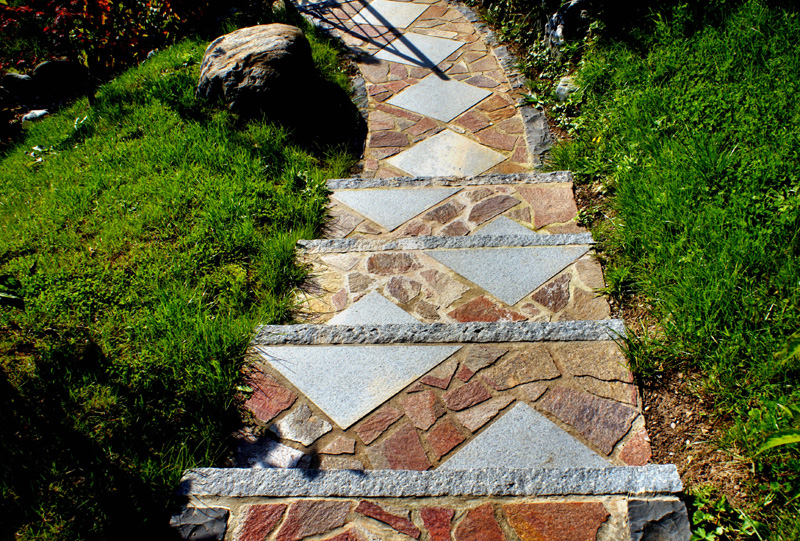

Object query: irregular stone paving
[173,0,689,538]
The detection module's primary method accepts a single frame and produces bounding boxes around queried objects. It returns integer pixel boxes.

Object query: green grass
[0,31,353,539]
[547,1,800,537]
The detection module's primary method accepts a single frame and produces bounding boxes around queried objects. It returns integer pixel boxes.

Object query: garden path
[174,1,691,539]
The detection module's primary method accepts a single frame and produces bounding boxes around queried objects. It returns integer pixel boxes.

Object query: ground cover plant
[541,1,800,537]
[0,24,354,540]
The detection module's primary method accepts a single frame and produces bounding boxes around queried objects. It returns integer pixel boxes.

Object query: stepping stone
[255,343,460,429]
[472,216,537,237]
[328,291,418,325]
[332,187,460,231]
[424,245,590,305]
[387,130,506,177]
[351,0,428,29]
[373,32,464,68]
[386,74,491,122]
[440,403,609,469]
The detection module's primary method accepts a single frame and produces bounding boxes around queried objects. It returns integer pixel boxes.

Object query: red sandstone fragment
[377,423,432,470]
[244,371,297,424]
[447,296,525,323]
[355,405,403,444]
[421,507,455,541]
[442,380,491,411]
[366,253,420,274]
[518,185,578,229]
[355,501,421,538]
[503,502,610,541]
[467,195,520,224]
[237,504,287,541]
[402,390,445,430]
[454,503,505,541]
[620,429,652,466]
[275,500,351,541]
[426,418,466,458]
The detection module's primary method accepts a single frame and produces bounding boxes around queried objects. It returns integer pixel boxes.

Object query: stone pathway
[172,1,690,539]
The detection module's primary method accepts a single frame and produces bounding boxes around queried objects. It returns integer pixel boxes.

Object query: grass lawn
[0,28,354,539]
[547,1,800,537]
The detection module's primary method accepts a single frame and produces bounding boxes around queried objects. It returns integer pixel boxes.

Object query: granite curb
[178,466,682,497]
[327,171,573,189]
[253,319,626,345]
[299,233,595,253]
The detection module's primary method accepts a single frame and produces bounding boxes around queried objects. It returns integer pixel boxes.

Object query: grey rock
[556,76,579,102]
[169,506,229,541]
[197,24,315,113]
[326,171,574,190]
[472,216,537,237]
[519,104,553,167]
[328,291,418,325]
[253,319,627,345]
[270,404,332,446]
[332,186,459,231]
[298,232,594,253]
[233,436,308,468]
[629,499,691,541]
[2,73,33,97]
[177,465,683,497]
[31,60,90,98]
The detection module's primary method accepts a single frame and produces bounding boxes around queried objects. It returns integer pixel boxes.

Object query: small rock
[244,370,297,424]
[453,503,505,541]
[455,395,514,432]
[467,195,520,224]
[367,423,431,470]
[420,359,459,389]
[21,109,48,122]
[401,390,445,430]
[387,276,421,304]
[426,418,466,458]
[233,436,307,468]
[420,269,469,308]
[355,501,421,538]
[320,435,356,455]
[420,507,454,541]
[447,296,525,323]
[530,273,571,312]
[442,380,491,411]
[275,500,351,541]
[355,405,403,444]
[270,404,332,446]
[169,507,229,541]
[504,502,609,541]
[366,253,420,274]
[483,348,560,390]
[628,499,691,541]
[237,504,287,541]
[555,76,579,102]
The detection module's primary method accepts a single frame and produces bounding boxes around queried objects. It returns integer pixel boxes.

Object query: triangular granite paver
[424,245,590,305]
[332,186,460,231]
[473,216,538,237]
[386,74,492,122]
[441,403,610,469]
[329,291,418,325]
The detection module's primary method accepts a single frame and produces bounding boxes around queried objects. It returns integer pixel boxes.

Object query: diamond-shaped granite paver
[387,130,506,177]
[424,245,590,305]
[441,403,610,469]
[386,74,491,122]
[373,33,465,68]
[351,0,428,28]
[328,291,418,325]
[332,187,460,231]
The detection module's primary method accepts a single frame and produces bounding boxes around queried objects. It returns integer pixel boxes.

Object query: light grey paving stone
[300,233,594,253]
[169,507,228,541]
[332,186,460,231]
[328,291,419,325]
[473,216,537,237]
[372,32,464,68]
[233,437,308,469]
[253,319,627,345]
[178,465,683,497]
[386,74,491,122]
[269,404,332,446]
[351,0,428,28]
[326,171,574,190]
[424,245,590,305]
[628,499,691,541]
[387,130,507,177]
[255,343,460,429]
[441,403,610,469]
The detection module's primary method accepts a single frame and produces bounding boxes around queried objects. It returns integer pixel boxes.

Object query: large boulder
[197,24,316,114]
[31,60,90,99]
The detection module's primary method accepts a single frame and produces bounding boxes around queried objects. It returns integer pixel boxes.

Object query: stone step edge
[178,465,681,498]
[299,233,594,254]
[253,319,625,345]
[327,171,573,190]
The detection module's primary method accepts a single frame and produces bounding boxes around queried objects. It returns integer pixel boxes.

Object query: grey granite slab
[387,130,507,177]
[328,291,419,325]
[473,216,537,237]
[332,186,460,231]
[386,74,491,122]
[253,320,627,345]
[351,0,428,28]
[300,233,594,253]
[441,403,609,469]
[255,343,460,429]
[233,437,308,469]
[178,465,683,497]
[372,32,464,68]
[326,171,574,190]
[424,245,590,305]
